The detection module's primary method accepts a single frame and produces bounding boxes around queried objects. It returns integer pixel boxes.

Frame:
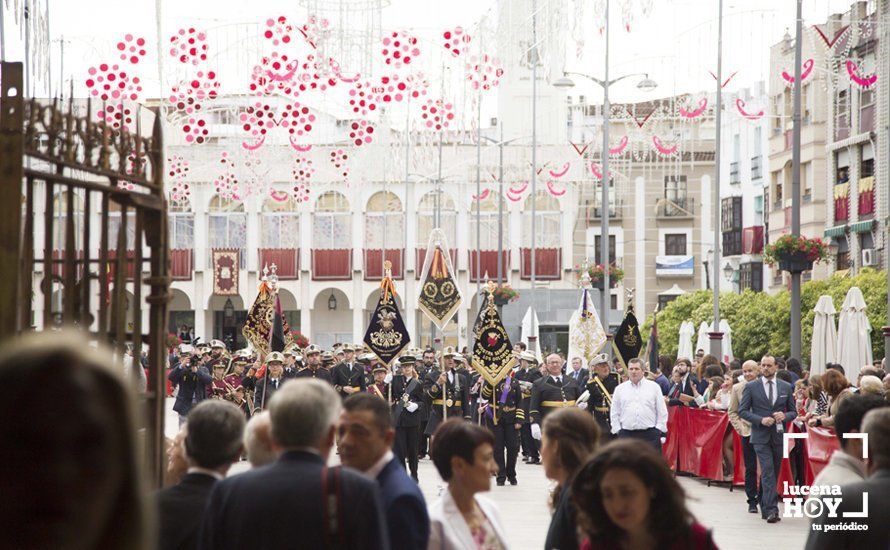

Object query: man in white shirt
[610,358,669,452]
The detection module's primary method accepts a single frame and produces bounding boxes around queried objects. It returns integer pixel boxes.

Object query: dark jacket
[806,470,890,549]
[252,376,284,411]
[529,375,582,424]
[545,484,579,550]
[332,362,368,399]
[667,374,701,407]
[294,366,334,384]
[392,375,424,428]
[156,472,217,550]
[376,457,429,550]
[424,368,471,435]
[738,377,797,445]
[169,364,212,415]
[198,451,388,550]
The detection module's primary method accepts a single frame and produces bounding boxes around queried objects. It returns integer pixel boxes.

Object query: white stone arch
[311,287,352,349]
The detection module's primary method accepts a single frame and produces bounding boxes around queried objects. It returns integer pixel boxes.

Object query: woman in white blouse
[428,419,509,550]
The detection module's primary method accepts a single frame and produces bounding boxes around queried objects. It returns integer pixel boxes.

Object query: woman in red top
[572,440,718,550]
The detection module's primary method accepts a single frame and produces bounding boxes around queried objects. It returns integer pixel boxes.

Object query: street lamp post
[790,0,803,359]
[710,0,724,359]
[553,67,656,337]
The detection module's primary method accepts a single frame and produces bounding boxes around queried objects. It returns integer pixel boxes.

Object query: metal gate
[0,62,171,487]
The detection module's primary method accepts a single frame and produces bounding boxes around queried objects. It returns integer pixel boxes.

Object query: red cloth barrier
[665,406,840,491]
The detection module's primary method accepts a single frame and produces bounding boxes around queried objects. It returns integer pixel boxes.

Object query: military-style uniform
[480,374,524,484]
[253,375,284,411]
[423,367,471,436]
[529,374,583,425]
[416,359,434,457]
[294,365,333,384]
[585,371,620,439]
[391,373,424,480]
[516,366,542,462]
[332,361,367,399]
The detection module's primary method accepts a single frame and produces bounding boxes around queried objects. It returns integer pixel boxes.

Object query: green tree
[642,269,887,367]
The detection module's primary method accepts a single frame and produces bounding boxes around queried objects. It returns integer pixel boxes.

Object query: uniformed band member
[582,353,620,440]
[390,355,424,481]
[516,350,542,464]
[208,361,231,399]
[529,353,583,441]
[207,339,228,370]
[479,371,524,486]
[423,348,471,438]
[332,344,367,399]
[417,348,436,458]
[282,345,301,380]
[294,345,333,383]
[253,351,285,410]
[367,364,389,400]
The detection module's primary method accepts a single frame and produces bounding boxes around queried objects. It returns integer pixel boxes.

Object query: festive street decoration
[420,98,455,131]
[781,58,814,86]
[329,148,350,181]
[652,135,679,158]
[678,97,707,119]
[168,155,191,205]
[466,54,504,91]
[213,152,241,200]
[169,27,209,65]
[846,60,877,89]
[443,26,471,57]
[736,98,764,121]
[380,30,421,69]
[708,69,738,89]
[291,156,315,202]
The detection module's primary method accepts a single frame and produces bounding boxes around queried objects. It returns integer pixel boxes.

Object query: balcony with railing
[364,249,404,280]
[729,161,741,184]
[468,250,510,283]
[655,196,695,219]
[585,198,624,220]
[520,248,561,280]
[258,248,299,279]
[311,249,352,280]
[722,229,743,257]
[751,156,762,180]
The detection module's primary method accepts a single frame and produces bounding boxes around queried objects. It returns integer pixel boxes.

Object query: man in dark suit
[806,407,890,549]
[739,354,798,523]
[666,357,700,407]
[332,344,367,399]
[198,379,388,550]
[339,393,429,549]
[157,400,245,550]
[567,357,589,386]
[169,346,212,426]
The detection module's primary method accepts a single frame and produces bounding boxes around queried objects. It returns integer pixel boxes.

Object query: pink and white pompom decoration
[329,148,349,180]
[214,152,241,200]
[466,54,503,91]
[380,30,421,70]
[348,119,374,146]
[249,52,300,96]
[167,155,191,203]
[281,102,316,137]
[420,99,455,131]
[348,80,378,116]
[263,16,296,47]
[116,34,147,65]
[169,28,208,66]
[182,116,209,144]
[291,157,314,202]
[443,26,471,57]
[168,71,219,115]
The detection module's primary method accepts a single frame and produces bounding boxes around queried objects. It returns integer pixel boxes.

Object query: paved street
[165,400,809,549]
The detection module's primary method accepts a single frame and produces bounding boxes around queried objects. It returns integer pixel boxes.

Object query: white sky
[1,0,864,104]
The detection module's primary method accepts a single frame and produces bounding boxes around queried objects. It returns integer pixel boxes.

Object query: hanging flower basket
[290,331,310,348]
[763,235,829,273]
[574,263,624,289]
[490,283,519,305]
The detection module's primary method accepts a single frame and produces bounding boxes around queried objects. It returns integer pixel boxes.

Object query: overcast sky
[2,0,863,104]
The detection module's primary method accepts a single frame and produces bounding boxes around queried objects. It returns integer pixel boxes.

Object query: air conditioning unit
[861,248,876,267]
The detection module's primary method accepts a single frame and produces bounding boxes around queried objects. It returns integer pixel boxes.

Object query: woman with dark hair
[542,408,600,550]
[428,419,508,549]
[808,368,852,428]
[572,440,717,550]
[0,331,149,550]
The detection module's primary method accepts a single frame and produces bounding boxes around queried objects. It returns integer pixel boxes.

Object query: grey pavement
[165,399,809,549]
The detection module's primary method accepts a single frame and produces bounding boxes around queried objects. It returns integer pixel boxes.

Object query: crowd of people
[3,329,890,550]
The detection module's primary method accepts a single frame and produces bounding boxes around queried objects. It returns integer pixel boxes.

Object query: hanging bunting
[609,135,629,156]
[546,181,566,197]
[472,188,491,201]
[678,97,708,119]
[418,229,463,330]
[652,135,679,158]
[549,162,570,179]
[364,262,411,366]
[736,98,764,121]
[781,59,814,87]
[846,60,877,89]
[471,282,518,387]
[813,24,851,50]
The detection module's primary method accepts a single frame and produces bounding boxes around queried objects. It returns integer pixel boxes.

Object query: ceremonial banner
[364,264,410,366]
[568,288,607,365]
[242,280,293,356]
[613,310,643,370]
[471,285,518,386]
[417,229,462,330]
[213,249,239,295]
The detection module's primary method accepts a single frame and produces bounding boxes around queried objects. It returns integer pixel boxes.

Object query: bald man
[729,360,761,514]
[529,354,583,441]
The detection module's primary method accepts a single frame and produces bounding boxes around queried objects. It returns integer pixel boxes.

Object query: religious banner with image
[213,249,239,295]
[613,309,643,371]
[471,283,518,387]
[364,261,410,366]
[417,229,462,330]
